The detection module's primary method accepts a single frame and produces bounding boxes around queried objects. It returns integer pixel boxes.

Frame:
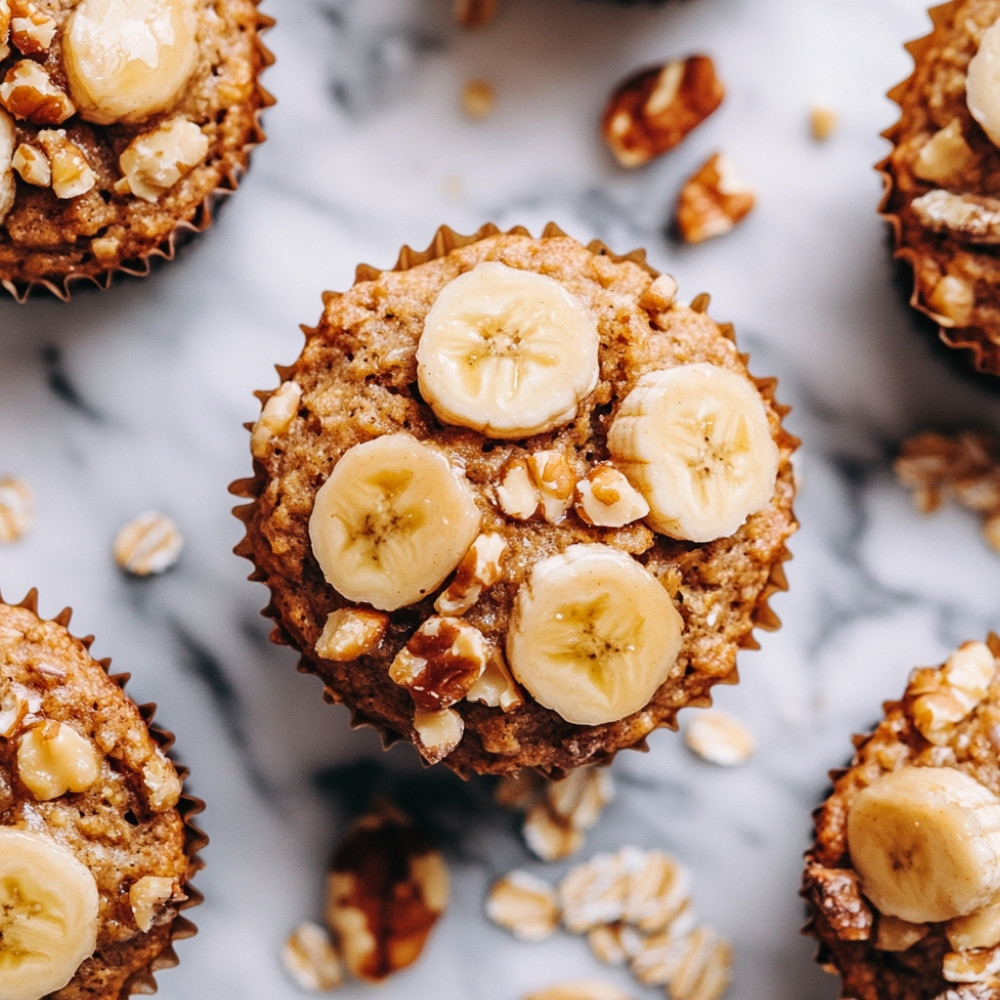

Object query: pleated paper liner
[0,588,207,999]
[231,221,798,776]
[0,1,275,303]
[877,0,1000,376]
[800,632,1000,1000]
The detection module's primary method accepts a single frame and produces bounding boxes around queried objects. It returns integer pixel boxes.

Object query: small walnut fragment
[486,870,560,941]
[35,128,95,198]
[413,706,465,764]
[17,719,101,800]
[113,511,184,576]
[315,607,388,661]
[0,109,14,222]
[895,430,1000,552]
[129,874,182,933]
[325,801,449,982]
[911,189,1000,245]
[914,119,976,186]
[435,531,506,615]
[116,117,209,202]
[683,709,755,766]
[8,0,56,55]
[675,152,755,244]
[0,59,74,124]
[280,921,344,992]
[251,380,302,459]
[0,476,33,543]
[11,141,49,186]
[602,55,724,168]
[575,464,649,528]
[802,863,873,942]
[497,451,575,523]
[809,103,839,142]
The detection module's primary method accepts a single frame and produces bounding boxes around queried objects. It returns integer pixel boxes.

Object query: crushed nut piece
[17,720,101,801]
[926,274,976,327]
[497,452,575,522]
[875,914,930,952]
[801,863,873,942]
[326,801,448,982]
[462,79,495,119]
[915,120,977,185]
[413,705,464,764]
[0,109,13,222]
[113,511,184,576]
[466,647,523,711]
[11,141,49,186]
[35,128,95,198]
[683,710,755,766]
[523,983,632,1000]
[0,0,10,42]
[454,0,498,27]
[0,476,33,543]
[944,945,1000,983]
[912,189,1000,244]
[575,464,649,528]
[0,59,74,124]
[486,870,560,941]
[601,55,724,168]
[675,152,755,243]
[0,687,35,738]
[141,750,182,812]
[251,380,302,459]
[117,118,209,201]
[809,103,839,141]
[316,608,388,661]
[435,532,506,615]
[9,0,56,54]
[281,921,344,992]
[638,273,679,314]
[947,897,1000,952]
[129,875,180,933]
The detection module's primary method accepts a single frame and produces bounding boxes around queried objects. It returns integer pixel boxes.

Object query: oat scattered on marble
[683,709,755,766]
[280,921,344,992]
[113,511,184,576]
[0,476,34,543]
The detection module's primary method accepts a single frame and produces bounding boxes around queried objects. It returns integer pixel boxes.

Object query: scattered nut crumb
[281,921,344,992]
[0,476,33,542]
[683,709,755,766]
[113,511,183,576]
[675,152,755,243]
[454,0,498,27]
[462,79,495,119]
[809,103,838,141]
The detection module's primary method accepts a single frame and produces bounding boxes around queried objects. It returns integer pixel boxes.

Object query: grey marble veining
[3,0,1000,997]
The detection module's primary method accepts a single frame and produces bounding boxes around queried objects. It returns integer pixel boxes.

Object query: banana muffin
[233,222,798,777]
[803,637,1000,1000]
[879,0,1000,374]
[0,590,204,1000]
[0,0,272,301]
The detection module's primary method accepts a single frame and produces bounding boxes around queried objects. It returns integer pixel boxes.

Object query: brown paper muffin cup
[0,587,206,999]
[0,1,274,303]
[877,0,1000,375]
[232,222,798,776]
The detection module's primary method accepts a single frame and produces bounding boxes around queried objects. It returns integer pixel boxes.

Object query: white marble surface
[4,0,1000,997]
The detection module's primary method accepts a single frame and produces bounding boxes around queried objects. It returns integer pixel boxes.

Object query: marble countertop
[4,0,1000,997]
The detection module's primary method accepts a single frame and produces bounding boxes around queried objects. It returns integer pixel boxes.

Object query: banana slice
[416,261,600,438]
[63,0,200,126]
[847,766,1000,924]
[606,362,779,543]
[0,827,99,1000]
[506,543,683,725]
[967,16,1000,148]
[309,434,481,612]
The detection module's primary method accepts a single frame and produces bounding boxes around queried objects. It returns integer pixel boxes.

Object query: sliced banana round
[63,0,200,126]
[847,766,1000,924]
[606,362,779,543]
[416,261,600,439]
[506,543,683,726]
[0,827,99,1000]
[309,433,481,612]
[967,16,1000,149]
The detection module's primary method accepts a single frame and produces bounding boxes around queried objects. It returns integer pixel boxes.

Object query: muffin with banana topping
[0,590,205,1000]
[803,637,1000,1000]
[879,0,1000,374]
[233,222,797,776]
[0,0,272,300]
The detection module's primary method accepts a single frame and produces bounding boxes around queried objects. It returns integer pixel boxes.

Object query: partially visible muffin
[234,222,797,777]
[0,590,204,1000]
[0,0,273,300]
[803,636,1000,1000]
[879,0,1000,374]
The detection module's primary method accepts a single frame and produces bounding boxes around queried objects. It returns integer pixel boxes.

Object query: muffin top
[0,594,199,1000]
[235,225,798,776]
[0,0,272,298]
[881,0,1000,373]
[803,637,1000,1000]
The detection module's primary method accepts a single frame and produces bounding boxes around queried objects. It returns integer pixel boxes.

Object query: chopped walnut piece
[315,608,388,661]
[0,60,74,124]
[638,273,679,314]
[496,459,540,518]
[601,55,723,168]
[129,875,181,933]
[683,710,755,766]
[485,870,560,941]
[251,380,302,459]
[389,616,489,710]
[0,0,10,42]
[524,983,633,1000]
[466,647,523,711]
[675,152,755,244]
[497,452,575,523]
[413,706,464,764]
[912,189,1000,244]
[575,464,649,528]
[325,801,448,982]
[141,750,182,812]
[281,921,344,992]
[948,897,1000,952]
[801,863,873,941]
[915,120,977,185]
[11,141,49,186]
[0,476,33,543]
[809,103,839,141]
[875,914,930,952]
[0,687,35,738]
[454,0,498,27]
[9,0,56,54]
[461,79,495,119]
[35,128,95,199]
[113,511,183,576]
[0,109,13,222]
[16,720,101,801]
[926,274,976,327]
[117,118,209,202]
[944,945,1000,983]
[435,531,506,615]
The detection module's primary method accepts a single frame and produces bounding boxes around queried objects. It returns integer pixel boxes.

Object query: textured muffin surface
[0,597,196,1000]
[236,227,797,776]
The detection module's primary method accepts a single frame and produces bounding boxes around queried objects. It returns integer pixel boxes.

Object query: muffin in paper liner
[231,221,798,777]
[877,0,1000,375]
[0,0,274,302]
[802,634,1000,1000]
[0,587,206,1000]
